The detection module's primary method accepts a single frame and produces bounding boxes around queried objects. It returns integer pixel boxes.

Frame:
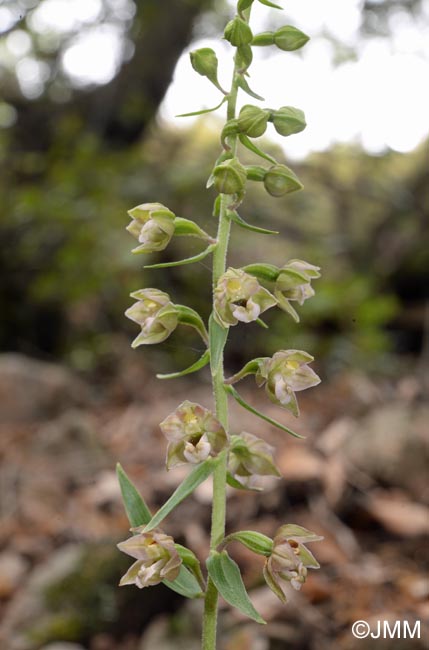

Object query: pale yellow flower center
[285,360,299,370]
[227,279,242,295]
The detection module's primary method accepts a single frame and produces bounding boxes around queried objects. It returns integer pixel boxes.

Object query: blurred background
[0,0,428,649]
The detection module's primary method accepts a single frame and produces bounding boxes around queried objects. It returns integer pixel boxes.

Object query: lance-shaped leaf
[143,457,218,533]
[258,0,283,9]
[176,96,227,118]
[238,133,277,164]
[224,384,305,439]
[227,209,279,236]
[144,243,217,270]
[237,74,265,101]
[209,314,229,375]
[222,531,274,556]
[116,463,152,527]
[116,464,203,598]
[156,349,210,380]
[206,551,265,624]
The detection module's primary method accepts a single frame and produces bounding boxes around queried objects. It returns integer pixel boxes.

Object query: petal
[119,560,144,586]
[288,366,321,392]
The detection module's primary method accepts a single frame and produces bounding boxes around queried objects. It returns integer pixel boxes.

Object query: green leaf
[237,75,265,101]
[143,458,217,533]
[207,551,266,624]
[116,464,203,599]
[209,314,228,375]
[176,96,227,118]
[238,133,277,164]
[258,0,283,9]
[116,463,152,527]
[164,565,204,599]
[225,385,305,439]
[223,531,273,556]
[156,349,210,380]
[144,243,217,269]
[227,210,279,236]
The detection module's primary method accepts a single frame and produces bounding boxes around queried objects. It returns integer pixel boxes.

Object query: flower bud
[263,524,322,602]
[213,267,277,328]
[224,16,253,47]
[118,529,182,588]
[238,0,254,11]
[190,48,224,92]
[255,350,321,416]
[274,26,310,51]
[126,203,175,254]
[275,259,320,321]
[213,157,247,195]
[160,401,228,469]
[272,106,306,137]
[238,104,270,138]
[263,164,303,197]
[228,432,280,489]
[125,288,178,347]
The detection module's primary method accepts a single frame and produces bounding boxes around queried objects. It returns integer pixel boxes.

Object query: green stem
[202,8,252,650]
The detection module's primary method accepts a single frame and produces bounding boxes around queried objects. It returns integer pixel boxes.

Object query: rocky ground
[0,350,428,650]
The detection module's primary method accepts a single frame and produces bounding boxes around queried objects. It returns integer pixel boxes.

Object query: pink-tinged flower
[228,432,281,490]
[117,528,181,588]
[256,350,320,417]
[263,524,323,602]
[126,203,175,254]
[274,259,320,322]
[125,288,178,347]
[213,267,277,328]
[160,401,228,469]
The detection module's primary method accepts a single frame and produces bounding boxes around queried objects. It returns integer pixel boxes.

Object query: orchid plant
[116,2,323,648]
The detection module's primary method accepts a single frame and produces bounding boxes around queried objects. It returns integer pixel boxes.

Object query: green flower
[256,350,321,416]
[274,259,320,321]
[228,432,280,489]
[125,288,178,347]
[126,203,175,254]
[263,524,323,602]
[117,528,182,588]
[213,267,277,328]
[160,401,228,469]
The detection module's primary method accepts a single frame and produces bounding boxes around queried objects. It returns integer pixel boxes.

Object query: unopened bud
[213,157,247,195]
[190,48,224,92]
[274,25,310,51]
[125,288,178,347]
[235,44,253,72]
[263,164,303,197]
[224,16,253,47]
[238,104,270,138]
[126,202,175,254]
[272,106,306,137]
